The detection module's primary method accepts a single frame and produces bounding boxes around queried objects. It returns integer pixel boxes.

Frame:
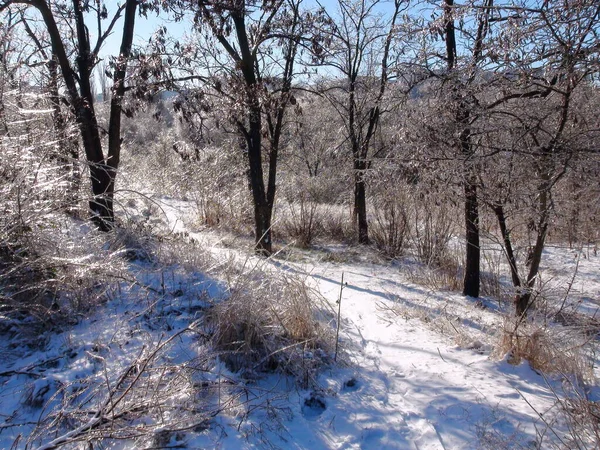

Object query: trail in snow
[271,258,554,449]
[153,197,570,449]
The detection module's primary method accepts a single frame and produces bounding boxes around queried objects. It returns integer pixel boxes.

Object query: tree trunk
[493,203,521,289]
[77,106,114,229]
[254,202,273,256]
[445,0,480,298]
[463,170,480,297]
[246,99,272,255]
[87,163,115,231]
[228,11,275,255]
[348,76,369,245]
[76,77,113,229]
[515,221,548,316]
[354,158,369,245]
[72,0,115,229]
[459,110,480,298]
[89,0,137,231]
[515,172,550,317]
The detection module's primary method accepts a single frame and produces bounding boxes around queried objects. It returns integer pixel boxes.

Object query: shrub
[411,198,456,266]
[371,195,409,259]
[0,95,124,338]
[281,197,323,248]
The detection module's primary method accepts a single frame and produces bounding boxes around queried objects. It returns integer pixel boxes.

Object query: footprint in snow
[302,393,327,419]
[342,377,360,392]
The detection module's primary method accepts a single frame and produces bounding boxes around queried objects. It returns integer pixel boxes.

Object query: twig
[252,339,316,371]
[556,248,581,317]
[334,272,346,362]
[32,323,201,450]
[0,355,63,379]
[437,347,447,363]
[515,387,567,448]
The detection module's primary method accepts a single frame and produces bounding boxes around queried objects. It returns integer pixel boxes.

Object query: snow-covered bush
[278,176,329,248]
[119,113,254,234]
[410,194,457,267]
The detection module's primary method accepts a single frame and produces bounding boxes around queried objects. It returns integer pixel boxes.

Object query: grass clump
[496,319,594,384]
[207,259,334,385]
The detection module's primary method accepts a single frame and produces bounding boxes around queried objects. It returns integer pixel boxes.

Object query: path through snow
[149,191,564,449]
[261,257,555,449]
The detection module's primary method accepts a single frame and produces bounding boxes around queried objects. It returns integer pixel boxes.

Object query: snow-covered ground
[1,195,598,449]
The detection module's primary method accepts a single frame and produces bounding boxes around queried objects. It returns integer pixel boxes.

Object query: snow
[251,259,550,450]
[1,195,598,449]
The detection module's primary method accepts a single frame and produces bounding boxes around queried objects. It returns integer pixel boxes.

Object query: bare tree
[0,0,141,230]
[317,0,403,244]
[191,0,321,255]
[429,0,600,314]
[477,0,600,316]
[286,94,342,179]
[438,0,501,298]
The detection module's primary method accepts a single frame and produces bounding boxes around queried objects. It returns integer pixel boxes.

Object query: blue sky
[96,0,183,59]
[97,0,403,59]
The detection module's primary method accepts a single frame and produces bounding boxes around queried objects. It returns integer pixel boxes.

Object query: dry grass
[557,393,600,449]
[480,249,506,299]
[0,98,125,338]
[11,222,336,448]
[193,189,254,233]
[0,214,133,342]
[495,319,595,383]
[507,365,600,449]
[207,259,335,385]
[405,252,464,293]
[131,231,336,386]
[322,208,355,243]
[411,200,456,266]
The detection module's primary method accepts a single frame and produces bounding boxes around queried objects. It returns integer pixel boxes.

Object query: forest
[0,0,599,448]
